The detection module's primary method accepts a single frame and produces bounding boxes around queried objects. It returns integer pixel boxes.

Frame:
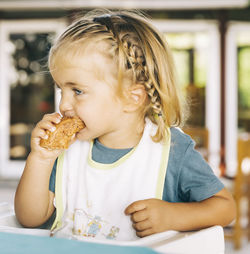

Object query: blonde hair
[49,9,185,142]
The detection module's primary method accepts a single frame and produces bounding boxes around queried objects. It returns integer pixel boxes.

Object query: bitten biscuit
[40,116,85,150]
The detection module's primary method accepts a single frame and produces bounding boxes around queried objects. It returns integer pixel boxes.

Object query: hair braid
[87,14,165,122]
[120,34,163,117]
[118,32,167,141]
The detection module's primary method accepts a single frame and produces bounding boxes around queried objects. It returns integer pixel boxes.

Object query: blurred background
[0,0,250,252]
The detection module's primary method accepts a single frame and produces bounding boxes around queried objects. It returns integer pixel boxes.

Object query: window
[10,32,55,160]
[0,19,66,178]
[153,20,220,173]
[237,34,250,133]
[166,32,209,127]
[226,22,250,176]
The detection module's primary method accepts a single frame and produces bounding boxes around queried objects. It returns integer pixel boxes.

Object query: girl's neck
[98,117,145,149]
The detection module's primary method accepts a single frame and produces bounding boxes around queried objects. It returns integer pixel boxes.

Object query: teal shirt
[49,127,224,202]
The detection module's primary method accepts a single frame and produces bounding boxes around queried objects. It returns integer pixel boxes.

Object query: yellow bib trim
[155,128,171,199]
[87,140,137,170]
[51,151,65,231]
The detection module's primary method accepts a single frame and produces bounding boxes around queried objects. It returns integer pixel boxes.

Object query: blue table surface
[0,232,159,254]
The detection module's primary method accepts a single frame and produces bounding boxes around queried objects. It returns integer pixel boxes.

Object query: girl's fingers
[32,128,48,142]
[37,121,56,133]
[131,209,148,223]
[136,228,154,238]
[42,112,62,124]
[36,129,49,140]
[32,113,62,147]
[133,219,151,232]
[125,200,147,215]
[37,113,62,133]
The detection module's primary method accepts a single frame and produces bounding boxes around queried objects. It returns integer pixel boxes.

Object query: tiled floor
[0,180,250,253]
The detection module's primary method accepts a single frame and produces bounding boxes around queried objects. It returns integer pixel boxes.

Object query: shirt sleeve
[178,140,224,202]
[49,159,57,193]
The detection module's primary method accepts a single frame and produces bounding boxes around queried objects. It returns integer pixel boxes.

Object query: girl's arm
[125,187,236,237]
[15,113,62,227]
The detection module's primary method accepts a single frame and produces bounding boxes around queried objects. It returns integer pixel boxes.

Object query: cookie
[40,116,85,150]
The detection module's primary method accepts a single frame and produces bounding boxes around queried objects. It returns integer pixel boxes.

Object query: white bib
[51,120,171,241]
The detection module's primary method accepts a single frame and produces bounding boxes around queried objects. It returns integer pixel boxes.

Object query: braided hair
[49,10,184,142]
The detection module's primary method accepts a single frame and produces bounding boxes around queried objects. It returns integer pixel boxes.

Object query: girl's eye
[73,88,83,95]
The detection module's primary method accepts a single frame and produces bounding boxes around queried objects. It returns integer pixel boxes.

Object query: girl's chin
[76,129,92,141]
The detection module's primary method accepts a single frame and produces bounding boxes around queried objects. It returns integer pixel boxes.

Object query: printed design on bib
[72,209,120,240]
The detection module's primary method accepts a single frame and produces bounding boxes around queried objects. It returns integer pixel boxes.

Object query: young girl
[15,10,235,241]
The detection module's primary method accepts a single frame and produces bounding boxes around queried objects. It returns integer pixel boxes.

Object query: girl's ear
[123,84,147,112]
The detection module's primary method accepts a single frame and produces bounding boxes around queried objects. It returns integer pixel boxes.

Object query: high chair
[233,133,250,249]
[0,203,225,254]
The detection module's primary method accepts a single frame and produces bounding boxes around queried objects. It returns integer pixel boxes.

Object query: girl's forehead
[50,43,118,83]
[52,42,108,67]
[52,50,106,69]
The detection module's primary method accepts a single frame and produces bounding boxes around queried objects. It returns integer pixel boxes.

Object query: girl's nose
[59,93,74,116]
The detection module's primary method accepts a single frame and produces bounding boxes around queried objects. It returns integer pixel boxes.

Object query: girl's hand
[125,189,236,237]
[30,112,63,161]
[125,198,171,237]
